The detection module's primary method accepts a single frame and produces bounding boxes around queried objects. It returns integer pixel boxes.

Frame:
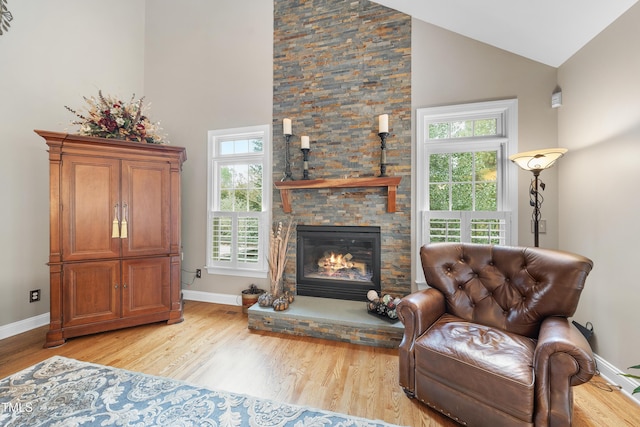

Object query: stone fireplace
[296,225,381,301]
[272,0,412,301]
[250,0,411,347]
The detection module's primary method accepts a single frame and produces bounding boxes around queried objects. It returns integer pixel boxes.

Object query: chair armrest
[397,288,446,342]
[396,288,446,394]
[533,316,596,426]
[534,316,596,385]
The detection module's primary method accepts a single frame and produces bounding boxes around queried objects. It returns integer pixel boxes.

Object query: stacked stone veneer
[248,305,403,348]
[272,0,412,298]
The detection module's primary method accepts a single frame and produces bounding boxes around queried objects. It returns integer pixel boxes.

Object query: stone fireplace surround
[247,296,403,348]
[251,0,412,346]
[272,0,412,300]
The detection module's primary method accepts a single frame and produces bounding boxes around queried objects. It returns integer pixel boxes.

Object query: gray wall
[557,2,640,374]
[0,0,146,329]
[143,0,275,299]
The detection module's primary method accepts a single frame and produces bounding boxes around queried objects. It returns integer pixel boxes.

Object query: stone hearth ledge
[247,296,404,348]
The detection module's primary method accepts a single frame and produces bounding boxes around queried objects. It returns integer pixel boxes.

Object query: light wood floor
[1,301,639,426]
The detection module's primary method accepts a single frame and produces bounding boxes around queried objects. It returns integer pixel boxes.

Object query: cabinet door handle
[112,204,120,238]
[123,283,127,289]
[114,284,119,289]
[120,203,128,239]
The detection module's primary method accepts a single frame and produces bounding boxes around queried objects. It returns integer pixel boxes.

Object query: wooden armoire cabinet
[37,130,187,348]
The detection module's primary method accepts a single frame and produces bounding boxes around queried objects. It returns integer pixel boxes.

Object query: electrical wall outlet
[196,269,202,278]
[29,289,41,303]
[531,219,547,234]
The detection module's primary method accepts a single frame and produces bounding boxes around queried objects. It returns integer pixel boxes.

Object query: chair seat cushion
[415,313,537,422]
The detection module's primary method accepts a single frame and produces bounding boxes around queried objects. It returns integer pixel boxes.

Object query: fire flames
[318,252,366,276]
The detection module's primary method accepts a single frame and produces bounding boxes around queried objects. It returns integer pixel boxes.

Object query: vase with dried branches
[267,219,294,297]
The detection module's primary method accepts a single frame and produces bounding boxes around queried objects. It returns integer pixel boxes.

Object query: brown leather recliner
[398,243,596,427]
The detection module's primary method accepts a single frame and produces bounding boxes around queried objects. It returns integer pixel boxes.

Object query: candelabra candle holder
[378,132,389,177]
[282,133,294,181]
[301,148,311,180]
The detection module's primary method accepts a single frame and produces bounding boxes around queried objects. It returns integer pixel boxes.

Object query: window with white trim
[416,100,518,265]
[207,125,271,277]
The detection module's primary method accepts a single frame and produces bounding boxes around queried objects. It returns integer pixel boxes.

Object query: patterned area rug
[0,356,404,426]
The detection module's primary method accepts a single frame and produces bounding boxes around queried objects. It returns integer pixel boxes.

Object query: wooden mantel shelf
[274,176,402,213]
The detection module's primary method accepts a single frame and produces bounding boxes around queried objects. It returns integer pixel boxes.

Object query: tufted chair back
[420,242,593,339]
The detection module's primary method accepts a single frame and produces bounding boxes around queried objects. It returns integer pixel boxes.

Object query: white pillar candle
[301,135,310,149]
[378,114,389,133]
[283,118,292,135]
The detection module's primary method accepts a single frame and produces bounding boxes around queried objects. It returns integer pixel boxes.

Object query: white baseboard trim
[182,289,241,306]
[0,292,240,341]
[594,354,640,405]
[0,312,50,341]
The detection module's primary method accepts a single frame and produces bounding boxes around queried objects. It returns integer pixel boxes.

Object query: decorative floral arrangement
[65,90,168,144]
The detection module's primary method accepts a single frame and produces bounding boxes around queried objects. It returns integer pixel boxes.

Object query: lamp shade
[509,148,568,171]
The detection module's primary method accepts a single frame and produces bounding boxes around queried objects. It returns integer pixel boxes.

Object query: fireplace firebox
[296,225,381,301]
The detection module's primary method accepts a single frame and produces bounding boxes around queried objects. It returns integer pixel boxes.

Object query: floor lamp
[509,148,567,247]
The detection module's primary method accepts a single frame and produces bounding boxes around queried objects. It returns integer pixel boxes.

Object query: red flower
[99,117,118,132]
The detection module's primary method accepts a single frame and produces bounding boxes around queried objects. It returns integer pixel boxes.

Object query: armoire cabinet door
[121,160,171,257]
[63,260,121,327]
[122,257,171,316]
[61,155,121,261]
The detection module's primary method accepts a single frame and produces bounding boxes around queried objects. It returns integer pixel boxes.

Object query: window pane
[451,120,473,138]
[429,183,449,210]
[219,165,237,212]
[428,123,449,139]
[219,190,233,211]
[233,139,249,153]
[249,139,263,153]
[220,141,234,155]
[452,183,472,210]
[233,190,248,211]
[249,164,263,189]
[475,151,497,211]
[429,153,449,182]
[451,152,472,182]
[476,182,497,210]
[233,164,249,189]
[248,189,262,212]
[220,166,233,189]
[211,217,232,262]
[474,118,497,136]
[475,151,497,182]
